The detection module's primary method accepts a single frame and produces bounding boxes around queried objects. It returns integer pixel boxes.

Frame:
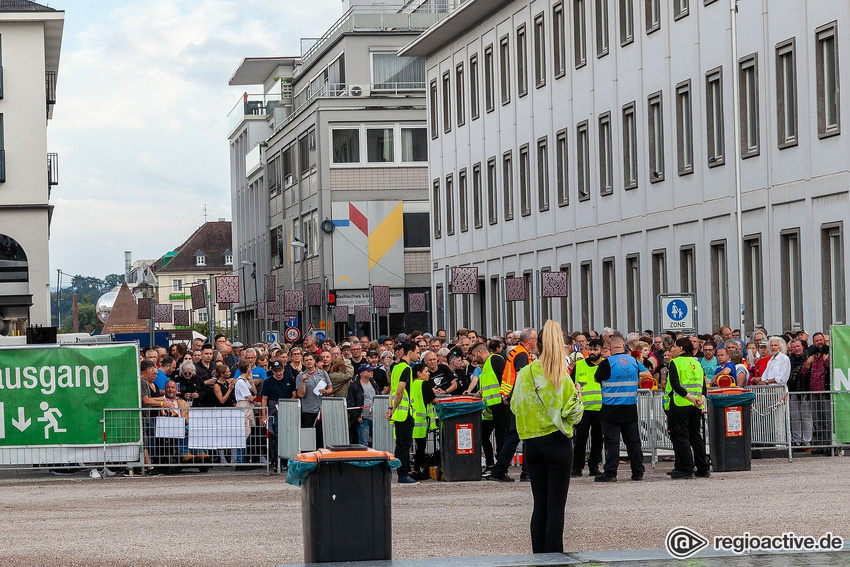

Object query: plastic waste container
[706,388,756,472]
[286,444,400,563]
[433,397,485,481]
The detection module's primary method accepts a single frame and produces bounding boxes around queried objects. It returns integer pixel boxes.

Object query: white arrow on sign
[0,402,5,439]
[12,407,30,432]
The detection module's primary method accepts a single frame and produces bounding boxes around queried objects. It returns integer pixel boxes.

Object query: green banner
[831,326,850,443]
[0,344,140,447]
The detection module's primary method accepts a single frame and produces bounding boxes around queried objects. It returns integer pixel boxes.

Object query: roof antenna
[203,203,208,223]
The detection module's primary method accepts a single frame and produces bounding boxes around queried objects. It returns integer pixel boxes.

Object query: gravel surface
[0,456,847,566]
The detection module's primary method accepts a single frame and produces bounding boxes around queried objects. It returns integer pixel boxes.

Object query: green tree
[60,297,99,333]
[104,273,125,288]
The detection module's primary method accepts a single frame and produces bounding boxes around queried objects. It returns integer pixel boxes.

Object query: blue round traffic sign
[667,300,688,321]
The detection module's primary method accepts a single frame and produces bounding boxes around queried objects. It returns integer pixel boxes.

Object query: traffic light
[327,290,336,306]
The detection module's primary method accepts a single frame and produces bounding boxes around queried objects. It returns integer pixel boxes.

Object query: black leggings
[523,431,573,553]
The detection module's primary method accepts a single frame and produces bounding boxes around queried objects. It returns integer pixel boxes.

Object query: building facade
[228,2,460,342]
[403,0,849,336]
[0,1,63,335]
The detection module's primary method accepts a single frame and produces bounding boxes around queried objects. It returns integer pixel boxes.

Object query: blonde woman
[510,320,583,553]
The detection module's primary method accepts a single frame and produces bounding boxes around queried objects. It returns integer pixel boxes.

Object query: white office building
[0,1,63,335]
[403,0,849,336]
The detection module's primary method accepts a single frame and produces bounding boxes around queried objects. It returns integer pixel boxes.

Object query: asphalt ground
[0,455,847,567]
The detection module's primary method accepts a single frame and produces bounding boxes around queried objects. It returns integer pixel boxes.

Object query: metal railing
[226,93,283,135]
[47,152,58,186]
[45,70,56,104]
[0,149,5,183]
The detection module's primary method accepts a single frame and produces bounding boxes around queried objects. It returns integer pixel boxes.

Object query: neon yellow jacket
[510,360,583,440]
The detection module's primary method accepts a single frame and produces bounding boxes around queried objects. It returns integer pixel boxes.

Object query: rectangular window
[172,279,183,292]
[533,14,546,88]
[484,45,495,112]
[776,39,798,148]
[537,136,550,211]
[445,174,455,236]
[673,0,688,20]
[299,134,310,175]
[455,63,466,127]
[743,236,764,333]
[553,2,566,78]
[574,0,587,68]
[470,55,480,120]
[432,179,442,239]
[645,0,660,34]
[680,246,696,295]
[706,68,725,166]
[487,157,498,224]
[459,168,469,233]
[560,265,573,331]
[519,144,531,216]
[619,0,634,46]
[780,230,803,331]
[652,249,668,301]
[282,146,294,186]
[403,212,430,248]
[556,128,569,206]
[580,261,594,331]
[473,163,483,228]
[602,258,617,329]
[596,0,609,57]
[500,35,512,105]
[442,71,452,133]
[489,278,500,335]
[367,128,394,162]
[577,121,590,200]
[332,129,360,164]
[503,151,515,221]
[371,53,424,90]
[648,91,664,182]
[517,25,528,97]
[598,112,613,195]
[626,255,641,331]
[739,54,760,157]
[430,79,439,138]
[816,22,840,138]
[267,153,281,195]
[622,102,638,189]
[710,241,729,330]
[401,127,428,162]
[822,223,846,327]
[675,80,694,175]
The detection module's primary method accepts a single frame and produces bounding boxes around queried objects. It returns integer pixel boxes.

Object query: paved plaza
[0,456,847,566]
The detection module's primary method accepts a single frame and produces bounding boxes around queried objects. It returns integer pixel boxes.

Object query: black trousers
[393,415,415,477]
[524,431,573,553]
[492,407,529,476]
[481,418,496,467]
[414,437,428,472]
[601,419,645,477]
[668,404,708,473]
[571,409,603,472]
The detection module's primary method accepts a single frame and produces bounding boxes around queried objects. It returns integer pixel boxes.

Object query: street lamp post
[291,240,308,335]
[242,260,259,343]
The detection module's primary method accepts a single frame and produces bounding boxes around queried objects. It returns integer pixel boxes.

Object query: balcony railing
[48,153,58,186]
[0,65,4,99]
[226,93,282,135]
[0,150,5,183]
[45,71,56,105]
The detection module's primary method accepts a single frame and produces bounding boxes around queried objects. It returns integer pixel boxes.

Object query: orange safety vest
[500,344,530,398]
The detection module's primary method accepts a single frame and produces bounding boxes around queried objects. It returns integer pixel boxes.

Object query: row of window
[331,126,428,165]
[440,223,845,335]
[430,8,840,148]
[266,129,317,195]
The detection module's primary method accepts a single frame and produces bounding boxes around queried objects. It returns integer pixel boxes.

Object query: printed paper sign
[456,423,473,455]
[725,406,743,437]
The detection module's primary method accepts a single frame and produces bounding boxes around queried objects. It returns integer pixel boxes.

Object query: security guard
[594,336,645,482]
[570,338,604,477]
[667,337,710,479]
[470,342,510,479]
[411,362,438,480]
[385,342,422,484]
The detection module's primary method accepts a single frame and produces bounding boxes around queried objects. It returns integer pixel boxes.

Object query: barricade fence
[787,390,849,455]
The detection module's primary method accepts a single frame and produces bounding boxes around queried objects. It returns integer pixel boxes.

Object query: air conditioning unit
[348,85,369,97]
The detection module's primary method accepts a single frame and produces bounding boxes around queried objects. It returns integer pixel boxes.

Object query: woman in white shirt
[758,337,791,386]
[234,360,257,463]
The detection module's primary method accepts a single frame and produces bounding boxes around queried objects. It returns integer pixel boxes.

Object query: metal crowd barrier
[748,385,792,461]
[372,395,394,453]
[787,389,848,456]
[320,397,349,447]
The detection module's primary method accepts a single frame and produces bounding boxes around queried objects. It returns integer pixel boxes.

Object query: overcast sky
[48,0,343,283]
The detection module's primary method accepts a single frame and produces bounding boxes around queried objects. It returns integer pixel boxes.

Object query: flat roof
[229,57,299,86]
[399,0,513,58]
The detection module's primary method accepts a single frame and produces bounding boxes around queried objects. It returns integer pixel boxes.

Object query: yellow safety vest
[670,357,704,407]
[478,355,502,407]
[412,379,437,438]
[573,359,601,411]
[390,361,410,422]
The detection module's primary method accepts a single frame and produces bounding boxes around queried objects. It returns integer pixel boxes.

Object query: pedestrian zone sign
[658,294,696,333]
[0,343,140,447]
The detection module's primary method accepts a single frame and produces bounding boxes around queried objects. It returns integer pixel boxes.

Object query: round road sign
[284,326,302,343]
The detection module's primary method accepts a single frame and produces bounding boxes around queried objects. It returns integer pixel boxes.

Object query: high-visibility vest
[478,355,502,407]
[573,359,601,411]
[390,361,410,422]
[669,357,704,407]
[600,354,640,406]
[499,344,530,398]
[412,379,430,438]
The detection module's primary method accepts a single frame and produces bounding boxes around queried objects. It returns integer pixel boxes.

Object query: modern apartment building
[403,0,849,336]
[0,1,63,336]
[228,1,460,342]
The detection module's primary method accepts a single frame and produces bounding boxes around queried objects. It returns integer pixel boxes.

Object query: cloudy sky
[48,0,343,282]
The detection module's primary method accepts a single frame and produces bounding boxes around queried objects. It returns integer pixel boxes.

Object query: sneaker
[631,473,644,481]
[88,469,102,479]
[695,470,711,478]
[488,473,515,483]
[570,469,583,478]
[145,468,162,477]
[520,473,530,482]
[669,470,695,479]
[594,474,617,483]
[397,475,420,485]
[102,468,117,477]
[123,468,140,477]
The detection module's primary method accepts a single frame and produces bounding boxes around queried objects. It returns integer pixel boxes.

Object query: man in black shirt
[424,350,458,395]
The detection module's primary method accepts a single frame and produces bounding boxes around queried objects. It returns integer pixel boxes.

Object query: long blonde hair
[540,320,567,389]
